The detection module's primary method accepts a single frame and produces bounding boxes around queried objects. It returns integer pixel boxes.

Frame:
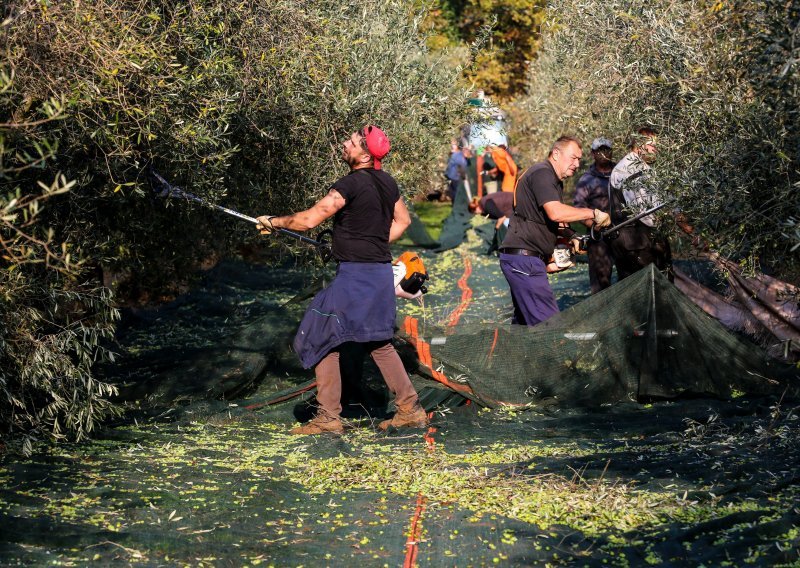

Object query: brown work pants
[314,340,419,417]
[610,226,673,283]
[588,239,615,294]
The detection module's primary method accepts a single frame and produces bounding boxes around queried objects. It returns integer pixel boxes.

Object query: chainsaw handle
[315,229,333,263]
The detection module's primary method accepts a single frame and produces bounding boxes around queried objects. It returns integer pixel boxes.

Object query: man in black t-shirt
[256,126,428,435]
[499,136,611,326]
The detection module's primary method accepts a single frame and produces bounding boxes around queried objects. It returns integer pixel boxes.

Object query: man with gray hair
[574,137,616,293]
[499,136,612,326]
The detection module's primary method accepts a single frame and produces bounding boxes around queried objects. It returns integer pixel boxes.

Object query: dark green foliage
[0,66,122,453]
[0,275,120,454]
[422,0,547,99]
[0,0,464,448]
[4,0,463,294]
[512,0,800,281]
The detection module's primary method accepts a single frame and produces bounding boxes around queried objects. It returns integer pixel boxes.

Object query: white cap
[590,137,613,151]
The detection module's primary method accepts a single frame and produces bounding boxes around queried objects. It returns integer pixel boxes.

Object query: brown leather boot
[290,413,344,435]
[378,403,429,431]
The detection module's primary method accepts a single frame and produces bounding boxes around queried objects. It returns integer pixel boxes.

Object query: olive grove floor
[1,226,798,567]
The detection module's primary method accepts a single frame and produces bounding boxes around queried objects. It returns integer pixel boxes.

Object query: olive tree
[1,0,465,450]
[512,0,799,280]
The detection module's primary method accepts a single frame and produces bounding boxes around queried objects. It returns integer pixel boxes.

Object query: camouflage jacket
[573,164,614,212]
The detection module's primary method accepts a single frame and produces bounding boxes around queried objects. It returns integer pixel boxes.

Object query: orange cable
[402,316,473,396]
[403,493,427,568]
[486,328,499,361]
[446,255,473,328]
[403,414,438,568]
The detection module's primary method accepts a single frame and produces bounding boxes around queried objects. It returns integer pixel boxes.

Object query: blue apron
[293,262,396,369]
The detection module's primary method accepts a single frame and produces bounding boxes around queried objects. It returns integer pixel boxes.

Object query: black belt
[500,248,547,261]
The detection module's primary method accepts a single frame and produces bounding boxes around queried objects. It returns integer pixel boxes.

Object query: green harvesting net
[4,244,800,567]
[112,252,794,418]
[395,264,792,409]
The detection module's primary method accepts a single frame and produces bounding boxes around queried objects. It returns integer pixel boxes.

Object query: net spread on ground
[1,219,798,566]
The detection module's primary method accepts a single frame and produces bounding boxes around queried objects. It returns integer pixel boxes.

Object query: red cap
[361,125,391,170]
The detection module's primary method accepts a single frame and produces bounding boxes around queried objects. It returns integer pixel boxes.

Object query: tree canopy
[422,0,546,99]
[512,0,800,281]
[0,0,465,450]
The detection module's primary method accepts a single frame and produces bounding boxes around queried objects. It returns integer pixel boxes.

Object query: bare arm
[389,198,411,242]
[258,188,345,232]
[542,200,595,224]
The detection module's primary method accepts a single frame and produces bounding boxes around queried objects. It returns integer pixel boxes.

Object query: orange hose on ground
[487,328,499,361]
[403,316,473,396]
[446,255,473,328]
[403,413,437,568]
[403,493,427,568]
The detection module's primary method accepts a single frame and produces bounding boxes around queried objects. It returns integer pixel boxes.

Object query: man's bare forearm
[389,219,410,242]
[270,211,318,232]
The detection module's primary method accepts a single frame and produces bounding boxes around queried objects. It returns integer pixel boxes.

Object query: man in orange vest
[490,144,518,193]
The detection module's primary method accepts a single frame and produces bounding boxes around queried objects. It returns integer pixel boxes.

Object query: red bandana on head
[361,125,391,170]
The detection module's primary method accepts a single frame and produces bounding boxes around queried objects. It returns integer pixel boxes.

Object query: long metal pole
[150,170,331,254]
[591,201,672,241]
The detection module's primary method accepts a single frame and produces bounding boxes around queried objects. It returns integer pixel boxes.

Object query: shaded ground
[1,214,799,566]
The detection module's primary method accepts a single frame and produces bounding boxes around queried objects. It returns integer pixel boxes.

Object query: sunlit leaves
[513,0,800,279]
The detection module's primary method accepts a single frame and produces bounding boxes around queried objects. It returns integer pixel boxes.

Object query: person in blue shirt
[444,142,472,201]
